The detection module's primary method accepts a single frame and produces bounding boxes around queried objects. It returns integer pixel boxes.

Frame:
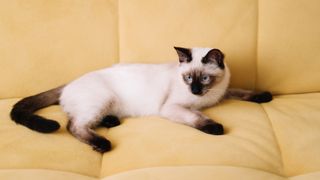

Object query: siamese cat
[10,47,272,153]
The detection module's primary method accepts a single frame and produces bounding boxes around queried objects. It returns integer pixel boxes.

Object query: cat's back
[99,62,176,83]
[98,62,177,116]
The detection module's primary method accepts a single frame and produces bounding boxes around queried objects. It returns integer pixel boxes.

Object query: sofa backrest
[1,0,319,99]
[118,0,258,92]
[0,0,118,98]
[257,0,320,94]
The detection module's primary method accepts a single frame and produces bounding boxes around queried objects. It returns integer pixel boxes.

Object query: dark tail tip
[10,109,60,133]
[28,115,61,133]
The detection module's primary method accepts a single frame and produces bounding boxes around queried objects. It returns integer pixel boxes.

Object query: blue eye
[202,75,209,82]
[185,75,193,82]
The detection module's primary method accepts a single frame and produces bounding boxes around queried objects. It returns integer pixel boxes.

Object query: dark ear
[202,49,225,69]
[174,46,192,63]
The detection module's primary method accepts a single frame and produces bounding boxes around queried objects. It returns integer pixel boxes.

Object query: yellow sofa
[1,0,320,179]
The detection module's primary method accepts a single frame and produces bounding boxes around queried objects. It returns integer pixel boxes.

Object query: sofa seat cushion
[103,166,286,180]
[0,169,96,180]
[103,166,320,180]
[1,93,320,178]
[0,98,103,177]
[2,167,320,180]
[100,100,283,176]
[262,93,320,176]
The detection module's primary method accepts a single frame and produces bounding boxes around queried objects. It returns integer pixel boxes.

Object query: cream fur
[59,47,230,142]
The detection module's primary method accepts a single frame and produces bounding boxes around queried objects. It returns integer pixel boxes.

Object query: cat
[10,47,272,153]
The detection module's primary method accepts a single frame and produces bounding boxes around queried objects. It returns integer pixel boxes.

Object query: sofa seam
[260,104,286,176]
[0,168,98,179]
[98,0,120,178]
[254,0,260,91]
[116,0,121,63]
[101,164,288,179]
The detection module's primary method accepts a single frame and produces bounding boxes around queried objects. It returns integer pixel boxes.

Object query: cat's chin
[191,92,206,96]
[191,90,209,97]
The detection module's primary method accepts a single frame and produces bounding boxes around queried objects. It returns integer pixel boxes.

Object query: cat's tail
[10,86,64,133]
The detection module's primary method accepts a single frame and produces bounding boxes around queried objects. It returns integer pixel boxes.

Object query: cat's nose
[191,85,202,95]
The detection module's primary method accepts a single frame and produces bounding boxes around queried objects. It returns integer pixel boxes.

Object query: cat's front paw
[199,122,224,135]
[249,91,273,103]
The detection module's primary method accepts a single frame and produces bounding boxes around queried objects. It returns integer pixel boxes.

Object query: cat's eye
[201,75,210,82]
[185,75,193,82]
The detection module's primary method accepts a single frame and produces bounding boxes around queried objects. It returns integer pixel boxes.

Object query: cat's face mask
[175,47,226,96]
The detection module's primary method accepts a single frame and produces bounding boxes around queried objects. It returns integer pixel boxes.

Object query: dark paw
[199,123,224,135]
[100,115,121,128]
[89,136,112,153]
[249,91,273,103]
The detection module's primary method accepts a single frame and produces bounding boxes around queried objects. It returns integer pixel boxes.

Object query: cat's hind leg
[67,117,112,153]
[60,74,119,153]
[226,88,273,103]
[64,100,116,153]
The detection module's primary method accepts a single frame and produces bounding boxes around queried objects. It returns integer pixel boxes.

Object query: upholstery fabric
[0,0,319,179]
[103,166,287,180]
[118,0,258,90]
[262,93,320,176]
[0,169,96,180]
[257,0,320,94]
[0,0,118,98]
[100,100,283,176]
[0,99,102,177]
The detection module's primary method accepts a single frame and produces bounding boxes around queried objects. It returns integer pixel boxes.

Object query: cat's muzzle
[191,83,203,95]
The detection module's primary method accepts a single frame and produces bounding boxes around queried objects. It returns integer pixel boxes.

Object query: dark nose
[191,83,202,95]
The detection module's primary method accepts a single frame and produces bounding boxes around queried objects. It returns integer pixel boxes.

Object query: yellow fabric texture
[1,0,320,180]
[118,0,258,90]
[0,0,118,98]
[0,169,96,180]
[0,99,102,177]
[257,0,320,94]
[262,93,320,176]
[100,100,283,176]
[103,166,287,180]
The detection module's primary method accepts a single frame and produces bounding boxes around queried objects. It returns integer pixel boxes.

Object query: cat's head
[174,47,227,96]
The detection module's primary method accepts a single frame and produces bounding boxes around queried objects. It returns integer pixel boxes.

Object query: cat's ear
[202,49,225,69]
[174,46,192,63]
